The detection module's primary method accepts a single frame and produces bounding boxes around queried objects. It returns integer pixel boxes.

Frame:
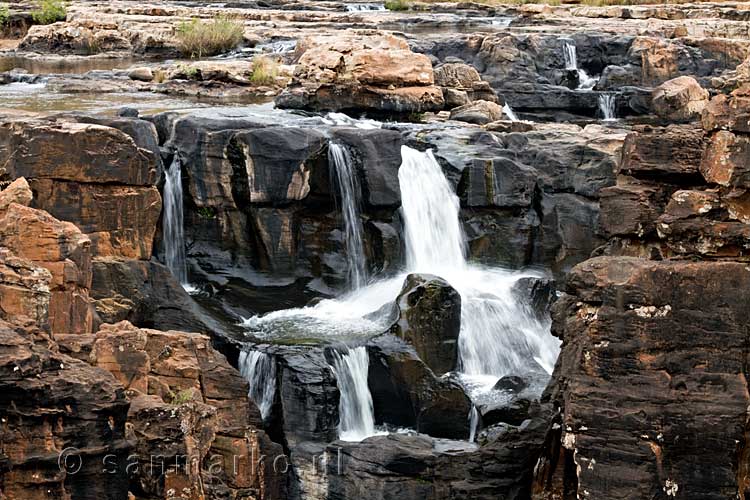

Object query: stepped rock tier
[0,0,749,499]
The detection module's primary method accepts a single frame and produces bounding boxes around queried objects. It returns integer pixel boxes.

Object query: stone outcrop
[0,318,130,500]
[449,99,504,125]
[652,75,709,122]
[276,34,445,114]
[391,273,461,375]
[90,321,286,499]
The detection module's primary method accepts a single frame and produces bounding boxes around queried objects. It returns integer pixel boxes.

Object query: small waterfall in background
[330,346,377,441]
[329,143,368,289]
[346,3,386,11]
[599,93,617,120]
[239,350,277,421]
[563,39,599,91]
[563,40,577,71]
[502,103,518,122]
[163,158,188,286]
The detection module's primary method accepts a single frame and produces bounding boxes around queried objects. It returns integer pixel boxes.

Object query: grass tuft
[385,0,410,10]
[250,56,279,86]
[175,16,245,58]
[0,4,10,27]
[31,0,66,25]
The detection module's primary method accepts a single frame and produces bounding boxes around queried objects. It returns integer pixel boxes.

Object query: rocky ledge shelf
[1,0,749,499]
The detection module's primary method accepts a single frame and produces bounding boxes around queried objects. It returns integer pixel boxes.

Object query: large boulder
[652,76,709,122]
[449,100,504,125]
[701,130,750,188]
[391,274,461,375]
[538,257,750,499]
[702,84,750,133]
[276,34,444,114]
[618,124,706,182]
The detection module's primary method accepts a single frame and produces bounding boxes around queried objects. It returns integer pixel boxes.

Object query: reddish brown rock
[0,248,51,328]
[0,119,157,186]
[276,34,444,113]
[0,178,32,217]
[0,318,130,500]
[91,321,286,499]
[537,257,750,500]
[700,130,750,188]
[0,203,95,334]
[30,179,161,260]
[618,124,705,180]
[701,84,750,133]
[651,76,709,122]
[599,178,676,238]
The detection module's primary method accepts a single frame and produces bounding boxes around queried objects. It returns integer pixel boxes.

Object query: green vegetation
[197,206,216,219]
[175,16,245,58]
[170,389,195,405]
[0,4,10,27]
[250,56,279,86]
[31,0,67,25]
[385,0,410,10]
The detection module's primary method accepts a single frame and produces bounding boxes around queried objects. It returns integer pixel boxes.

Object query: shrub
[175,16,245,58]
[170,389,194,406]
[0,4,10,27]
[250,56,279,86]
[31,0,66,25]
[385,0,410,10]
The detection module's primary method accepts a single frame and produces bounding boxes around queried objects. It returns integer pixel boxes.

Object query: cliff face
[534,85,750,500]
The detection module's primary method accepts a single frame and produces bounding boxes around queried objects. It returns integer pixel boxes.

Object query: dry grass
[250,56,279,86]
[175,16,245,58]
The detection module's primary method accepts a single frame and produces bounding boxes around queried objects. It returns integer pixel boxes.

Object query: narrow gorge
[0,0,749,499]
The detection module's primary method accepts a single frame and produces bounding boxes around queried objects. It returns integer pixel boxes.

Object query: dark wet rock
[511,276,556,320]
[367,335,471,439]
[462,208,539,269]
[330,128,403,209]
[459,157,536,208]
[90,257,220,334]
[493,375,528,393]
[0,318,130,500]
[391,273,461,375]
[327,400,552,500]
[538,257,750,500]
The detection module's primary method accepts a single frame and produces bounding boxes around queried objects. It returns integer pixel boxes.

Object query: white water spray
[330,347,378,441]
[563,39,599,91]
[502,103,518,122]
[163,158,188,286]
[329,143,368,289]
[239,350,277,421]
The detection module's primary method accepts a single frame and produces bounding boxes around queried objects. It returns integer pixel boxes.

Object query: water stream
[562,40,598,91]
[502,103,518,122]
[599,93,617,120]
[329,346,379,441]
[328,143,368,290]
[239,350,277,421]
[162,158,188,287]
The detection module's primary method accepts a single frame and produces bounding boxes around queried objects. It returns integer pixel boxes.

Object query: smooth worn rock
[449,100,504,125]
[0,178,33,217]
[652,75,709,122]
[391,274,461,375]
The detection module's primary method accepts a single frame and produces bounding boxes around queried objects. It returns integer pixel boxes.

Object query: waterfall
[468,406,479,443]
[163,158,188,286]
[599,93,616,121]
[563,40,577,71]
[329,346,377,441]
[346,3,386,11]
[502,103,518,122]
[329,143,368,289]
[238,350,277,421]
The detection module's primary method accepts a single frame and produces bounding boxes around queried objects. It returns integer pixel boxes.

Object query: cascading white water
[242,146,560,433]
[502,103,518,122]
[329,143,368,289]
[468,406,479,443]
[238,350,277,421]
[563,40,599,91]
[599,93,616,120]
[346,3,386,11]
[329,346,377,441]
[563,40,577,71]
[163,158,188,286]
